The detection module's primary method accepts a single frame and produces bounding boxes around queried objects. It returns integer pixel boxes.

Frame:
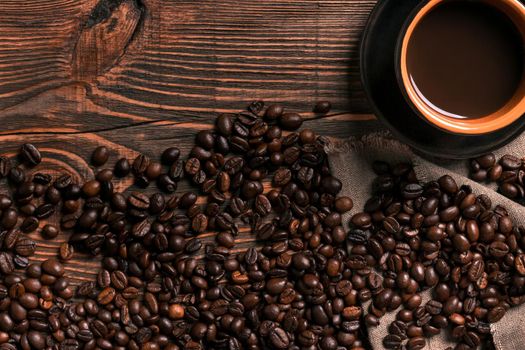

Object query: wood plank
[0,0,376,124]
[0,0,381,287]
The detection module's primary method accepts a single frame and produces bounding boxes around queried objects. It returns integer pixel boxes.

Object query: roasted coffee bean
[97,287,116,305]
[475,153,496,169]
[0,157,11,178]
[111,271,128,290]
[144,162,162,181]
[262,104,283,120]
[128,192,150,210]
[132,219,151,238]
[383,334,403,349]
[500,154,522,169]
[279,113,303,130]
[425,300,443,315]
[35,203,55,219]
[185,158,200,176]
[59,243,74,261]
[15,238,36,256]
[335,196,353,213]
[41,259,64,277]
[216,114,233,135]
[20,216,39,233]
[487,306,506,323]
[515,254,525,276]
[20,143,42,166]
[41,224,59,239]
[191,214,208,233]
[269,327,290,349]
[161,147,181,165]
[0,253,14,275]
[313,101,331,114]
[114,158,131,177]
[8,166,25,185]
[132,154,150,174]
[0,103,519,349]
[91,146,109,166]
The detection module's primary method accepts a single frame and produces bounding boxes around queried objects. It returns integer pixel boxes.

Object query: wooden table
[0,0,381,283]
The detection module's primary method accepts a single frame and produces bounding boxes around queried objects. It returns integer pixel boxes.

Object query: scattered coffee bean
[20,144,42,166]
[279,112,303,130]
[313,101,332,114]
[1,102,517,350]
[355,161,525,349]
[470,153,525,205]
[91,146,109,166]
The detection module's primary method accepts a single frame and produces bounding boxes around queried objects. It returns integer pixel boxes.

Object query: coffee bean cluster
[0,101,367,350]
[469,153,525,202]
[351,161,525,350]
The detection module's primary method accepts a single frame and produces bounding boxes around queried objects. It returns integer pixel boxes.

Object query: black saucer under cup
[360,0,525,159]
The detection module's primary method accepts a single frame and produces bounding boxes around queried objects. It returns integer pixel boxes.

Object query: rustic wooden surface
[0,0,381,284]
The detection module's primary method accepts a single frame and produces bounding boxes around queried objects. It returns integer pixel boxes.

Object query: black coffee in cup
[406,1,524,119]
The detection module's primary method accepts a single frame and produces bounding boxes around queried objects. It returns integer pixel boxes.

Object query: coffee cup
[396,0,525,135]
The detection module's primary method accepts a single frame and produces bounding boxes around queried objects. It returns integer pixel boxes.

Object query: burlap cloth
[326,131,525,350]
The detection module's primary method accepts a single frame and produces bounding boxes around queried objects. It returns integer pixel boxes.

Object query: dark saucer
[360,0,525,159]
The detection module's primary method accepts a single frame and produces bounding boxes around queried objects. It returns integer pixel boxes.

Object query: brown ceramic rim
[398,0,525,135]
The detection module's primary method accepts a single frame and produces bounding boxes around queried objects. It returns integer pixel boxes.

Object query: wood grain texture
[0,0,380,284]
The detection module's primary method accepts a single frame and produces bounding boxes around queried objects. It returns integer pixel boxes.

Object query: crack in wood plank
[0,110,361,136]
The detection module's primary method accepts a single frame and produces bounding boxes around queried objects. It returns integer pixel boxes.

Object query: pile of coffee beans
[1,100,520,350]
[469,153,525,202]
[0,101,378,350]
[351,161,525,350]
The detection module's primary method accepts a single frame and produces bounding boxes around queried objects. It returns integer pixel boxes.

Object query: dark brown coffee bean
[452,234,470,253]
[489,241,509,258]
[1,208,18,229]
[475,153,496,169]
[515,254,525,276]
[91,146,109,166]
[279,113,303,130]
[111,271,128,290]
[132,154,150,174]
[59,242,74,261]
[114,158,131,177]
[425,300,443,315]
[20,143,42,166]
[191,214,208,233]
[41,259,64,277]
[487,305,506,323]
[128,192,150,210]
[500,154,522,170]
[41,224,59,239]
[9,166,26,185]
[335,196,353,213]
[384,217,401,233]
[407,337,426,350]
[383,334,402,349]
[242,180,263,199]
[184,158,200,176]
[15,238,36,256]
[216,114,233,135]
[161,147,180,165]
[500,182,519,198]
[0,157,11,178]
[132,219,151,238]
[438,175,458,193]
[97,287,116,305]
[0,253,14,275]
[254,194,271,215]
[269,327,290,349]
[313,101,331,114]
[20,216,39,233]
